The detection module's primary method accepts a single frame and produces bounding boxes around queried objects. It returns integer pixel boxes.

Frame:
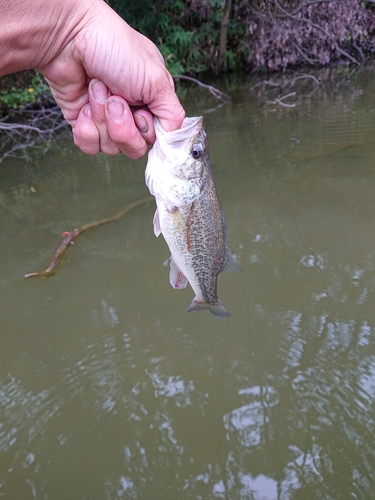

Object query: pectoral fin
[222,247,242,272]
[170,258,188,289]
[153,208,161,237]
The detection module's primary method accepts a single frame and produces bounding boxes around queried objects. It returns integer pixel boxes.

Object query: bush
[239,0,375,71]
[107,0,242,74]
[0,70,52,116]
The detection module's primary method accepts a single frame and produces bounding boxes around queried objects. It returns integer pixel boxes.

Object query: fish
[145,116,241,318]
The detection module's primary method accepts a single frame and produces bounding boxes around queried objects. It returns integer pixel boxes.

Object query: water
[1,64,375,499]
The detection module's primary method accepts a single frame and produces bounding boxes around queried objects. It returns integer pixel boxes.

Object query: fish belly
[157,193,230,317]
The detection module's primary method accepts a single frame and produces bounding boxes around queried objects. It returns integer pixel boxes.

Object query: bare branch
[292,42,318,67]
[274,92,296,107]
[173,75,232,101]
[274,99,296,108]
[251,73,320,95]
[0,105,68,163]
[288,0,340,17]
[291,74,320,86]
[24,197,153,278]
[250,80,283,91]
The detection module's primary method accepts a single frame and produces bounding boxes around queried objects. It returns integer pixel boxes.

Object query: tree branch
[0,105,68,163]
[273,92,296,107]
[173,75,231,101]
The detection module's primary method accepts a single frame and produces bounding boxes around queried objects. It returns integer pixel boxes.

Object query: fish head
[145,116,208,208]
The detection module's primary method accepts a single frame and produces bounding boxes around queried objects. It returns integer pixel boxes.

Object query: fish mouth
[180,116,203,132]
[154,116,203,145]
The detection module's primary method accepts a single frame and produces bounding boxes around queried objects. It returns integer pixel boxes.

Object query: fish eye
[191,143,203,160]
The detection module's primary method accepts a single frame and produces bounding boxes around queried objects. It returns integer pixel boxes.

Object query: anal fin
[170,258,188,289]
[222,246,242,272]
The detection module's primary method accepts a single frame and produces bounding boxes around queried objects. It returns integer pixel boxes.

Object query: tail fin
[187,297,230,318]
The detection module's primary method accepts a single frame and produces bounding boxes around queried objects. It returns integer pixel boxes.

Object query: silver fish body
[145,116,240,317]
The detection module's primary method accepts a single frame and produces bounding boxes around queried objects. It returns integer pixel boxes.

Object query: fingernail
[83,103,91,118]
[134,113,148,133]
[92,80,109,103]
[106,98,125,121]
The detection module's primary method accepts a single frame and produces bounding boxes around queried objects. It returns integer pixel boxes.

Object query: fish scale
[145,116,241,318]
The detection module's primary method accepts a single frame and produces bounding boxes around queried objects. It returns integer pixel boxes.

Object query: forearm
[0,0,91,76]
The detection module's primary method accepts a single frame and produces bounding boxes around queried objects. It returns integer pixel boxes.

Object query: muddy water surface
[1,65,375,499]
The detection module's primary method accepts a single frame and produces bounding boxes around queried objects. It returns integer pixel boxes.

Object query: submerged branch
[273,91,296,107]
[24,196,153,279]
[251,73,320,92]
[291,74,320,86]
[251,72,320,111]
[173,75,232,101]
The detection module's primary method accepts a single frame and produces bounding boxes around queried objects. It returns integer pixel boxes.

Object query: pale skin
[0,0,185,159]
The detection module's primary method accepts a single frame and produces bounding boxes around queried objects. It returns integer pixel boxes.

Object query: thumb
[147,86,185,132]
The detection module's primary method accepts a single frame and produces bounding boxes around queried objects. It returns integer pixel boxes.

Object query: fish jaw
[145,116,206,208]
[154,116,203,146]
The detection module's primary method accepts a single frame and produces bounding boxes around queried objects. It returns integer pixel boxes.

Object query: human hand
[37,0,185,159]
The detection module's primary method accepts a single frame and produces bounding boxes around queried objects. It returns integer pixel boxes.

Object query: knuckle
[73,124,100,155]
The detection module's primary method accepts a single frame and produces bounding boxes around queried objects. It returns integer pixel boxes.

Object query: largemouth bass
[145,116,241,318]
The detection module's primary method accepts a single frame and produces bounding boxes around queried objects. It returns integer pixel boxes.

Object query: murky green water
[2,64,375,499]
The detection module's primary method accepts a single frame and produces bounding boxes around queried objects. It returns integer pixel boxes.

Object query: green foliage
[107,0,245,74]
[0,71,51,115]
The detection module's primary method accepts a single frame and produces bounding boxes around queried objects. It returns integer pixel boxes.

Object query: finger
[40,52,90,125]
[73,104,101,155]
[147,73,185,132]
[105,97,149,160]
[133,109,156,144]
[89,79,120,155]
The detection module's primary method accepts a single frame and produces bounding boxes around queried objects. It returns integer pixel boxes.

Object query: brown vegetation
[239,0,375,71]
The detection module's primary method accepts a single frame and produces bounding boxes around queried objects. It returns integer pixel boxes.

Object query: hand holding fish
[146,117,241,318]
[0,0,185,159]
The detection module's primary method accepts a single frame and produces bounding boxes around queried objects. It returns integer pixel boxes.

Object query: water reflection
[2,309,375,498]
[2,65,375,498]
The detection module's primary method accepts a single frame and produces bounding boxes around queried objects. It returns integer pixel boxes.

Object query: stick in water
[24,196,153,278]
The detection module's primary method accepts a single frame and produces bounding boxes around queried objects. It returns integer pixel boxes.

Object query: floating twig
[24,196,153,278]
